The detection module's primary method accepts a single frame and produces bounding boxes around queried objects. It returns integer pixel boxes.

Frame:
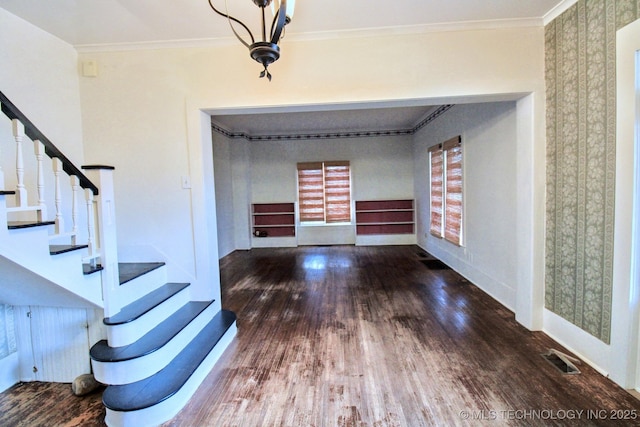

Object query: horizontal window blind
[324,161,351,223]
[443,137,463,245]
[428,136,463,246]
[297,162,325,222]
[298,161,351,223]
[429,146,444,237]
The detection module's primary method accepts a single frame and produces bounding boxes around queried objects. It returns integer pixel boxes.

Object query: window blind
[297,162,325,222]
[324,161,351,223]
[443,137,463,245]
[297,161,351,223]
[429,146,444,237]
[428,136,463,246]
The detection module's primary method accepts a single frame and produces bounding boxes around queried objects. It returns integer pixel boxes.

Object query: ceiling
[0,0,569,136]
[0,1,567,47]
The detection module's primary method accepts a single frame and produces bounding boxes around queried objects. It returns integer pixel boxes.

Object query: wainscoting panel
[14,306,91,382]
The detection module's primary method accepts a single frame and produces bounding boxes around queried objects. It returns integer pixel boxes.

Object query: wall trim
[211,105,454,142]
[543,308,610,377]
[543,0,579,26]
[75,19,543,53]
[610,16,640,389]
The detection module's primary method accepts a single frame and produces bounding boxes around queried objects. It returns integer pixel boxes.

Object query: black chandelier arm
[269,0,287,44]
[208,0,255,46]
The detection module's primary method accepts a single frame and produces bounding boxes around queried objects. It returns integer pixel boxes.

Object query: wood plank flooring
[1,245,639,426]
[167,246,640,426]
[0,381,105,426]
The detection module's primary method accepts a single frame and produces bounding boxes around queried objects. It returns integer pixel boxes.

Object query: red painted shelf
[252,203,296,238]
[355,199,414,235]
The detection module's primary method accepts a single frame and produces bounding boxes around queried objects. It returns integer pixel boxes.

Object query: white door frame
[611,18,640,389]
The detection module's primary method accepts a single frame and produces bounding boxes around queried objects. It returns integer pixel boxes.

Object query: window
[297,161,351,224]
[429,136,463,245]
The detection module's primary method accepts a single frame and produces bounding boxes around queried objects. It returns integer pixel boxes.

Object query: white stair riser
[117,266,168,309]
[106,288,189,347]
[1,229,103,308]
[92,302,217,385]
[104,322,237,427]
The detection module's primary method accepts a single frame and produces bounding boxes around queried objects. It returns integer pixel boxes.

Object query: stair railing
[0,91,120,316]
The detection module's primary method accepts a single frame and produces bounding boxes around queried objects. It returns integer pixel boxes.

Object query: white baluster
[52,158,64,233]
[12,119,27,207]
[34,140,47,221]
[84,188,96,262]
[70,175,80,245]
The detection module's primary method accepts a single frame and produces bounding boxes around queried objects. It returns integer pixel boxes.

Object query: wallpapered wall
[0,304,16,359]
[545,0,640,344]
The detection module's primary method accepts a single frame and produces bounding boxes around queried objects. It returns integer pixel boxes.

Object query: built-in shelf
[251,203,295,237]
[355,199,415,235]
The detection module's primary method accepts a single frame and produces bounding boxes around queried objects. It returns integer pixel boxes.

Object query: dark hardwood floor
[0,381,105,426]
[1,245,639,426]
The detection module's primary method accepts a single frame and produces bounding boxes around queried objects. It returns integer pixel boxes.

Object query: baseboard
[0,352,20,392]
[416,244,516,311]
[542,309,610,377]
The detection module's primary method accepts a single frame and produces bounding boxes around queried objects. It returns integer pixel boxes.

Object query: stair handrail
[1,91,121,316]
[0,91,98,195]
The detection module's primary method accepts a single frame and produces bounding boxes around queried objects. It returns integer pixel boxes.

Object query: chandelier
[208,0,295,81]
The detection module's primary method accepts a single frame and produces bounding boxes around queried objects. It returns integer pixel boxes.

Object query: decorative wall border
[211,104,454,142]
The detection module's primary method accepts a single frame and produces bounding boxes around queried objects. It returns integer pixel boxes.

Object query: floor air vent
[420,259,451,270]
[542,349,581,374]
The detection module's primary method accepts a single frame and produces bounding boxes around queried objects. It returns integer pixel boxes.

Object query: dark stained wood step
[83,263,104,275]
[103,282,190,326]
[90,301,213,362]
[49,244,89,255]
[102,309,236,412]
[7,220,55,229]
[118,262,165,285]
[0,190,16,195]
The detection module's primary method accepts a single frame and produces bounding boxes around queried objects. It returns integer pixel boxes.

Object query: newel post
[82,165,120,318]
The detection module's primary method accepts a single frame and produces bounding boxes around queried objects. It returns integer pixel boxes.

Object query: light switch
[181,175,191,189]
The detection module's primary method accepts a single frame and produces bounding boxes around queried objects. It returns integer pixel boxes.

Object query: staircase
[91,263,236,426]
[0,91,237,426]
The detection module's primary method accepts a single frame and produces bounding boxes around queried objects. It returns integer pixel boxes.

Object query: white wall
[247,134,414,246]
[0,8,85,168]
[414,102,519,309]
[212,132,236,257]
[213,131,251,257]
[1,7,87,391]
[0,8,87,234]
[75,24,545,312]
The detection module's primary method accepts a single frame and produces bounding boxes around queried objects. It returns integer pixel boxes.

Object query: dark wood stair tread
[83,263,104,275]
[118,262,165,285]
[49,244,89,255]
[7,220,55,229]
[103,282,190,326]
[102,309,236,412]
[0,191,16,195]
[90,301,213,362]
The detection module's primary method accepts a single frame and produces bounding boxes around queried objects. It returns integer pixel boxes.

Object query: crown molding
[75,17,543,53]
[211,105,454,142]
[74,36,238,53]
[543,0,579,26]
